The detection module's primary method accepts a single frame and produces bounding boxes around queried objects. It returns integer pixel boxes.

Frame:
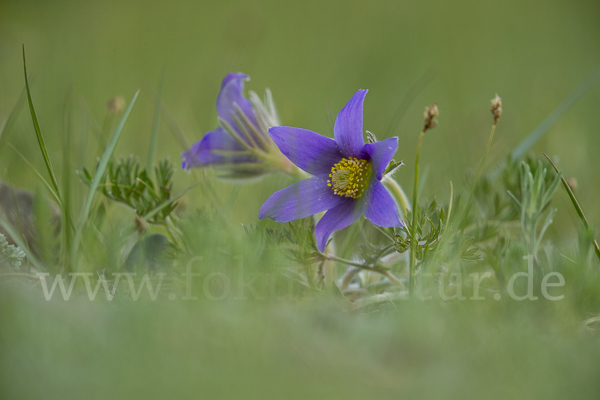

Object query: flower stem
[323,239,336,286]
[311,211,337,286]
[409,130,426,296]
[317,253,405,288]
[339,266,361,291]
[382,177,411,218]
[475,123,497,189]
[463,123,497,221]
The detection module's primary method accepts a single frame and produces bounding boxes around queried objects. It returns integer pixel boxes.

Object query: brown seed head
[107,96,126,115]
[490,93,502,124]
[423,102,439,131]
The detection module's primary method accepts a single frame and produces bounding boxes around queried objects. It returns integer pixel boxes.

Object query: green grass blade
[7,143,61,207]
[70,89,140,263]
[0,216,46,272]
[543,153,600,261]
[0,88,27,156]
[512,66,600,159]
[61,95,74,272]
[22,45,62,198]
[147,68,166,173]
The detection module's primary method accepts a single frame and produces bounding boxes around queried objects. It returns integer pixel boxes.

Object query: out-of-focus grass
[1,0,600,398]
[1,288,600,400]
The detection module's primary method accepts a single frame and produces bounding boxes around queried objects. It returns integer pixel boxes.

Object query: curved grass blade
[70,90,140,262]
[512,66,600,159]
[22,45,61,198]
[7,142,77,237]
[543,153,600,261]
[147,67,166,173]
[7,143,61,206]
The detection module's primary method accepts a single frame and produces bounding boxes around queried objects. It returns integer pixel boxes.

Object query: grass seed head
[490,93,502,124]
[423,102,439,131]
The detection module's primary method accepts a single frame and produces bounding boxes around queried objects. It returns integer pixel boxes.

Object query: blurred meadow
[1,0,600,398]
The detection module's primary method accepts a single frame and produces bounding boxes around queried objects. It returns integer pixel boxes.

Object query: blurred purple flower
[259,90,403,251]
[182,73,281,179]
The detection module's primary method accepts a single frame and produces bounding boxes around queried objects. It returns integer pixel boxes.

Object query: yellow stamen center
[327,157,372,199]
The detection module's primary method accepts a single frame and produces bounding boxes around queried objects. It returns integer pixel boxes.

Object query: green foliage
[124,233,170,272]
[507,160,561,259]
[383,159,404,178]
[244,218,317,267]
[395,199,447,260]
[0,233,26,269]
[81,156,177,223]
[70,90,139,265]
[544,153,600,261]
[395,199,481,265]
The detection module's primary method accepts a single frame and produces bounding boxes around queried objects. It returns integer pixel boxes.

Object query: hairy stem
[383,177,411,217]
[318,253,404,288]
[339,266,361,291]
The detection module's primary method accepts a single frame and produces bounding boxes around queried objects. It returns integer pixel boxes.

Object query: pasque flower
[259,90,403,251]
[182,73,299,179]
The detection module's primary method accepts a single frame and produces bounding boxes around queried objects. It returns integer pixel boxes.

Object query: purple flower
[182,73,282,179]
[259,90,403,251]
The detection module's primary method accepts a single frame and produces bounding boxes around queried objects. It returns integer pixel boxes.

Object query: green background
[1,0,599,231]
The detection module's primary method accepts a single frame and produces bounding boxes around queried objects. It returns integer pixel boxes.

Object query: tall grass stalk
[409,129,426,296]
[70,90,140,266]
[462,122,498,225]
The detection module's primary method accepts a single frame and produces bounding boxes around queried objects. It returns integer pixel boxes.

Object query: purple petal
[315,199,365,252]
[333,89,367,158]
[364,137,398,180]
[259,175,345,222]
[216,73,258,141]
[269,126,343,175]
[181,127,254,169]
[362,180,403,227]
